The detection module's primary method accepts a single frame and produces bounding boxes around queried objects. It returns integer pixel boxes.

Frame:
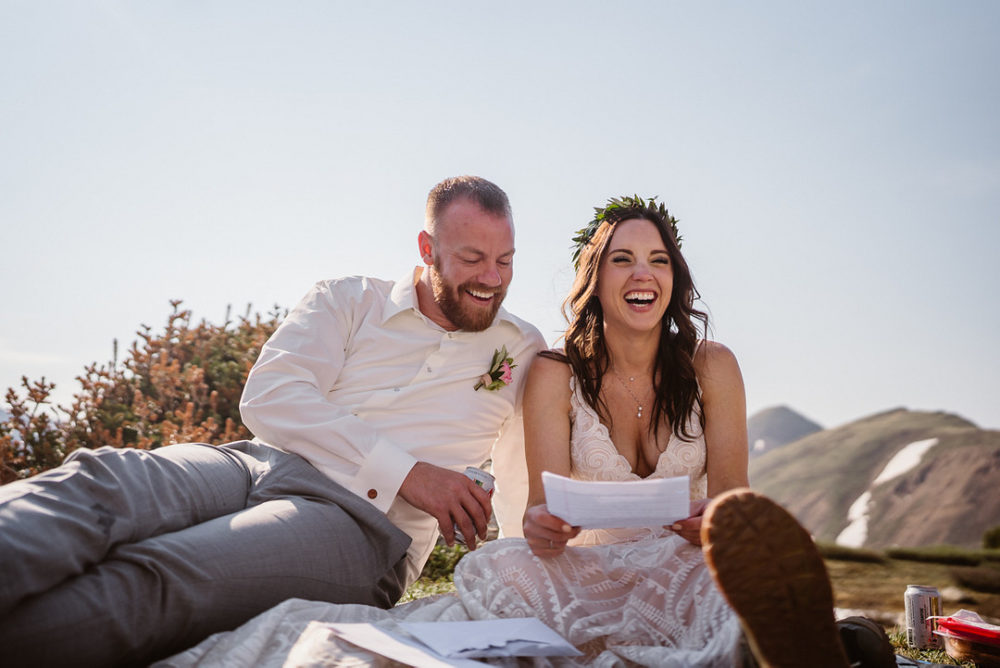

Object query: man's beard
[430,265,505,332]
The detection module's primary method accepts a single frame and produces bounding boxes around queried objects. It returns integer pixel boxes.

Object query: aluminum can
[453,466,495,546]
[904,584,942,649]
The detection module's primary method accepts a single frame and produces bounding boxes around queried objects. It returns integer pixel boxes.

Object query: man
[0,175,546,666]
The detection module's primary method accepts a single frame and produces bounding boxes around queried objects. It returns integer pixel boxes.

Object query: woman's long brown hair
[555,203,709,443]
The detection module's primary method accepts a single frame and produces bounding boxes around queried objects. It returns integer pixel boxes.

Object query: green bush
[817,542,886,563]
[886,545,982,566]
[984,525,1000,550]
[950,564,1000,593]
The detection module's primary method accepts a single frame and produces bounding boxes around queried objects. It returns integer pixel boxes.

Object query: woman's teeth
[625,291,655,305]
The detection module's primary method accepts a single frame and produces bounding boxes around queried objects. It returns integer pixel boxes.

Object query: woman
[451,195,749,666]
[524,194,748,549]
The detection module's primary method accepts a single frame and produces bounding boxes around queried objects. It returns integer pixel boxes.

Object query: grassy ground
[825,544,1000,666]
[401,542,1000,666]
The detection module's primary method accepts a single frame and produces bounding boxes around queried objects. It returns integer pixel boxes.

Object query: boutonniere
[474,346,516,391]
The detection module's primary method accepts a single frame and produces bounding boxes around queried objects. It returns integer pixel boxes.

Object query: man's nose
[479,266,502,287]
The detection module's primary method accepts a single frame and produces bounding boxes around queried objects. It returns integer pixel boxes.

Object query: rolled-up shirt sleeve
[240,279,416,513]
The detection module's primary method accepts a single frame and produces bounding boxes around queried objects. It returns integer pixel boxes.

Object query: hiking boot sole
[701,488,850,668]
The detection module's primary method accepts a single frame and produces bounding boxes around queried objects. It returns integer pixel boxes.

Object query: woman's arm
[697,340,749,497]
[669,341,749,545]
[521,353,580,555]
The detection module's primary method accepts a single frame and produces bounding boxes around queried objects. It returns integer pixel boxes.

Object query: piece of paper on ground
[542,471,690,528]
[398,618,583,658]
[314,622,485,667]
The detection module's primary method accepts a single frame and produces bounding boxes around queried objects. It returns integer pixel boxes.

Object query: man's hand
[398,462,493,549]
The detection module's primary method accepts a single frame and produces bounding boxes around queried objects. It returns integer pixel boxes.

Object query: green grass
[398,543,465,603]
[887,628,973,666]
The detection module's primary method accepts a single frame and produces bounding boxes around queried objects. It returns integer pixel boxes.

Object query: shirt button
[367,489,378,499]
[426,366,432,372]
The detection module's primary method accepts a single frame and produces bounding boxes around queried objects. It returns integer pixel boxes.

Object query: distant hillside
[749,408,1000,549]
[747,405,822,457]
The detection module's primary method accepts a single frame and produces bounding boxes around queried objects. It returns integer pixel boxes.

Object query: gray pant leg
[0,442,251,613]
[0,443,411,668]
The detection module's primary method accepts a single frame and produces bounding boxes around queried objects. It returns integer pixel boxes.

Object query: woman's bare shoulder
[526,349,573,392]
[693,340,742,386]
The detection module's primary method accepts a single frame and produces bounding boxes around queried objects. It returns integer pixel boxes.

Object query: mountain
[749,408,1000,549]
[747,405,823,457]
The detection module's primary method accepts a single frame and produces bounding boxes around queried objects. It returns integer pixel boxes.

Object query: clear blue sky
[2,1,998,430]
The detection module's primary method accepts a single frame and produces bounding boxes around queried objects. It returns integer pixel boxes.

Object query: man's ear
[417,230,434,266]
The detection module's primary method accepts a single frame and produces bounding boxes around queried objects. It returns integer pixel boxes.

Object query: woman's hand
[666,498,712,546]
[523,503,580,557]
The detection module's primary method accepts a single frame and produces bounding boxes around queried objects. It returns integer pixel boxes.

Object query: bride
[159,196,751,667]
[453,195,750,666]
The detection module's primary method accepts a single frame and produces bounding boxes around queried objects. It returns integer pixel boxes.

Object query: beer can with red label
[904,584,942,649]
[453,466,495,546]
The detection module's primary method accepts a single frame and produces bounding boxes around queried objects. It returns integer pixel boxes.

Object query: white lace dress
[158,378,741,668]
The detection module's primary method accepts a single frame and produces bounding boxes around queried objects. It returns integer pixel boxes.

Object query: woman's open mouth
[624,290,656,307]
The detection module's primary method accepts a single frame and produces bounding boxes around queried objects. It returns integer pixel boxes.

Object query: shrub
[0,301,284,484]
[950,564,1000,593]
[817,542,886,563]
[984,525,1000,550]
[0,378,68,481]
[886,545,982,566]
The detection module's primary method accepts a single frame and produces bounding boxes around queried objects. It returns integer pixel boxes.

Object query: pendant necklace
[613,369,648,419]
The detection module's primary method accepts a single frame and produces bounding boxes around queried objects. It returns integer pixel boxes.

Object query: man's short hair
[425,176,512,232]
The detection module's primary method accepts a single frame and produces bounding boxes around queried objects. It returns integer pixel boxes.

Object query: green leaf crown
[570,195,681,269]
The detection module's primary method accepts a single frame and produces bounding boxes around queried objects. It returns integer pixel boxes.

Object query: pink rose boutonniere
[474,346,517,392]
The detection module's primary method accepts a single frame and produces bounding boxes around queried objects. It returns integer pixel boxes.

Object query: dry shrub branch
[0,301,284,484]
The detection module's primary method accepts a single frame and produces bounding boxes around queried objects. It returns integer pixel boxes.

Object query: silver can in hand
[453,466,495,546]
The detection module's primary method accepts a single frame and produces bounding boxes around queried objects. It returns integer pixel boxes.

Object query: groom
[0,175,546,666]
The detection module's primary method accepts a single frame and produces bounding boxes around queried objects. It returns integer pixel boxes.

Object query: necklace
[613,370,649,419]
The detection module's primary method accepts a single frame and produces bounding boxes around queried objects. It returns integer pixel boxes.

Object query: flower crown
[570,195,682,269]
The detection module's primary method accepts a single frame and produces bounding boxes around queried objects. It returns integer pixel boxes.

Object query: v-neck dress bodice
[567,376,708,546]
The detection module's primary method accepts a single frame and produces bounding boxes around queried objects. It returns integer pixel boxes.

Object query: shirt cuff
[352,437,418,514]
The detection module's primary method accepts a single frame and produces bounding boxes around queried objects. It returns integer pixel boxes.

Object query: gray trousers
[0,441,412,667]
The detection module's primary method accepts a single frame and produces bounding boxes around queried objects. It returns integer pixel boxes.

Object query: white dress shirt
[240,268,546,584]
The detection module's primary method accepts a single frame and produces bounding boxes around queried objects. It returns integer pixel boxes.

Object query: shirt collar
[382,267,528,334]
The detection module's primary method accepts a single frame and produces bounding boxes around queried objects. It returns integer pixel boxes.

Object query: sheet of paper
[398,618,583,658]
[542,471,690,528]
[321,622,486,667]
